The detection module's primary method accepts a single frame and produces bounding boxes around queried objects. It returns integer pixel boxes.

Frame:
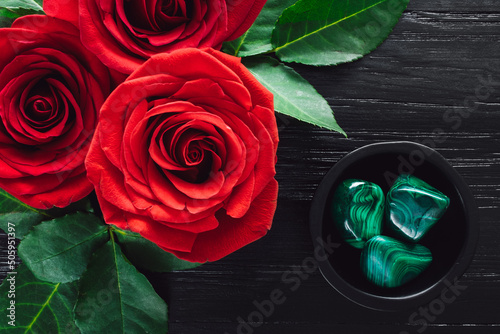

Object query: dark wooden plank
[167,322,500,334]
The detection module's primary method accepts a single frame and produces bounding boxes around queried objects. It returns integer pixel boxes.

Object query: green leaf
[271,0,410,65]
[1,0,43,12]
[223,0,297,57]
[0,188,48,239]
[0,0,44,27]
[0,10,17,28]
[0,6,41,18]
[0,8,22,19]
[113,227,203,272]
[75,238,168,334]
[18,213,108,283]
[0,264,80,333]
[244,56,345,134]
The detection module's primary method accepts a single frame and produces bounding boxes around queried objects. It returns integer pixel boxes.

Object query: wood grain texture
[1,0,500,333]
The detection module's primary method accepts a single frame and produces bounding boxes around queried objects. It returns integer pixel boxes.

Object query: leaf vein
[233,30,250,56]
[30,228,107,264]
[23,283,61,334]
[111,233,125,332]
[275,0,389,52]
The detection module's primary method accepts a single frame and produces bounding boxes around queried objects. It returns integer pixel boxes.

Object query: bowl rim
[309,141,479,311]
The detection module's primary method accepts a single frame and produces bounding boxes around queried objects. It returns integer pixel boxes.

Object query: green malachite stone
[361,235,433,288]
[386,174,450,242]
[331,179,385,248]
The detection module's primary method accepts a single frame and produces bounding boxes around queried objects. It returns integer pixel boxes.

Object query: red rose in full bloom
[44,0,267,74]
[0,16,116,209]
[86,48,278,262]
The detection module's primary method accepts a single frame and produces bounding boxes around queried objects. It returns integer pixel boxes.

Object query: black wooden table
[2,0,500,333]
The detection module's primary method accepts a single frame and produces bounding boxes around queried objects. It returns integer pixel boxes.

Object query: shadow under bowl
[309,141,479,311]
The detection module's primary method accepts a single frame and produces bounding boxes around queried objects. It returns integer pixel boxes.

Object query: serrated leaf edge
[246,58,345,134]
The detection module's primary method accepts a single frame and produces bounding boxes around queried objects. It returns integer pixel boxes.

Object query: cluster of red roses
[0,0,279,262]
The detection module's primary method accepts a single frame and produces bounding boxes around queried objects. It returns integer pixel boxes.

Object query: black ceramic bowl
[309,141,479,311]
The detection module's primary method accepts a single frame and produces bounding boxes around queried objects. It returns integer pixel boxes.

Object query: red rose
[86,48,278,262]
[0,16,116,209]
[44,0,267,74]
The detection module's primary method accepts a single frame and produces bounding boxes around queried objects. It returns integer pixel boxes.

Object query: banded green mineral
[361,235,433,288]
[331,179,385,248]
[386,174,450,242]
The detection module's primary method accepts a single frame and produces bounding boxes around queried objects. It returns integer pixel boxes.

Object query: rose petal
[216,0,267,44]
[126,213,198,253]
[166,179,279,262]
[127,49,244,84]
[225,170,255,218]
[44,0,80,27]
[0,15,112,209]
[86,129,138,214]
[206,48,274,110]
[0,165,91,209]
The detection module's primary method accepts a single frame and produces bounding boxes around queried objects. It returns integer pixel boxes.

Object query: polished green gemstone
[361,235,433,288]
[331,179,385,248]
[386,174,450,242]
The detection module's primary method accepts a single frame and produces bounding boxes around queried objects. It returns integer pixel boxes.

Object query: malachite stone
[361,235,433,288]
[331,179,385,248]
[386,174,450,242]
